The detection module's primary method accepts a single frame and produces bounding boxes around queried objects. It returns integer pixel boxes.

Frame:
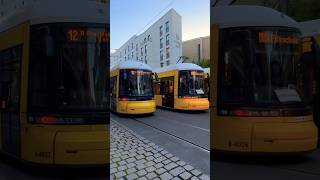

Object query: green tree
[287,0,320,22]
[198,59,210,68]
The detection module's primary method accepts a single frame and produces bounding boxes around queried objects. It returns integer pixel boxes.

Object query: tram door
[110,76,117,112]
[0,46,22,157]
[161,77,174,108]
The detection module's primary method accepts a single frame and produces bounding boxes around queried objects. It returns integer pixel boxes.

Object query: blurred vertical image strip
[0,0,110,169]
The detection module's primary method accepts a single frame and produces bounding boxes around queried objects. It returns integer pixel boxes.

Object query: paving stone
[160,172,173,180]
[146,156,155,161]
[126,157,136,163]
[145,166,156,173]
[146,172,158,179]
[155,168,166,175]
[145,161,155,167]
[170,156,179,162]
[114,171,126,179]
[118,160,127,166]
[184,164,194,171]
[154,163,164,169]
[136,164,147,170]
[110,168,117,174]
[118,165,127,171]
[126,167,137,174]
[162,159,171,165]
[169,167,185,176]
[127,162,136,169]
[191,169,202,176]
[165,153,173,158]
[126,173,138,180]
[191,176,201,180]
[177,161,186,166]
[164,162,178,171]
[199,174,210,180]
[179,171,192,180]
[136,154,145,160]
[110,163,118,169]
[137,169,147,176]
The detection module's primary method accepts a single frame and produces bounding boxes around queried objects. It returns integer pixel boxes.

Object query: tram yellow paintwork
[0,22,109,166]
[210,7,318,154]
[155,68,209,111]
[110,68,156,115]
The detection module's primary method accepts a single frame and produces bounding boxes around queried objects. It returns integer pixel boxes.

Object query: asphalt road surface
[212,149,320,180]
[111,108,210,175]
[0,156,108,180]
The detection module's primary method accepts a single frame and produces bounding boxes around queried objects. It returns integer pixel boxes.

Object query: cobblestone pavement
[110,120,210,180]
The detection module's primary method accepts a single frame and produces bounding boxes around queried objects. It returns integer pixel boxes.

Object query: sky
[110,0,210,51]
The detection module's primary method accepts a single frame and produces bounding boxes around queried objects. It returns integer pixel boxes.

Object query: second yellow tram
[210,5,318,154]
[110,61,156,114]
[154,63,209,111]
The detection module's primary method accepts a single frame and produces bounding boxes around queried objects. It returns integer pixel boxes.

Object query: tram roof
[0,0,109,33]
[211,5,299,29]
[111,61,153,71]
[154,63,204,73]
[299,19,320,37]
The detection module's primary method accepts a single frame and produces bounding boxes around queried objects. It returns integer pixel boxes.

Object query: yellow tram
[300,20,320,141]
[154,63,209,110]
[110,61,156,114]
[210,5,318,153]
[0,0,109,166]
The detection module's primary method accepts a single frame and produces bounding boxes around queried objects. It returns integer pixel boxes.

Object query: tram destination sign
[67,29,109,43]
[259,31,300,45]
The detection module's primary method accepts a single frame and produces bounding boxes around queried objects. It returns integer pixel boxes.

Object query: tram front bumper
[54,130,109,165]
[252,120,318,153]
[119,100,156,114]
[177,98,209,110]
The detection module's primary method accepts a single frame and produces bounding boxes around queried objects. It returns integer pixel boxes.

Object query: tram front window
[119,70,153,99]
[179,71,206,97]
[29,23,109,116]
[220,28,312,109]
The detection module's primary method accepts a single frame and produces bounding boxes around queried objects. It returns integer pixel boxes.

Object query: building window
[160,26,163,37]
[166,47,170,59]
[165,21,169,33]
[160,50,163,61]
[145,56,147,64]
[148,35,151,41]
[125,56,127,61]
[166,34,170,45]
[131,43,133,50]
[125,49,126,54]
[132,52,134,59]
[160,63,164,68]
[144,38,147,44]
[145,45,147,55]
[166,60,170,66]
[136,44,138,51]
[160,38,163,49]
[141,47,143,56]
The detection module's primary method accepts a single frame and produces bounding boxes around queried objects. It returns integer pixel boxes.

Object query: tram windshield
[219,28,312,108]
[179,70,206,97]
[119,69,153,98]
[29,23,109,114]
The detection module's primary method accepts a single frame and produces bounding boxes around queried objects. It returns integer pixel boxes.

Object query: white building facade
[111,9,182,69]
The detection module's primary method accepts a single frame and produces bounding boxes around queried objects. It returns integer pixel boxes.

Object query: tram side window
[220,30,251,103]
[154,82,161,95]
[0,46,22,109]
[110,76,117,97]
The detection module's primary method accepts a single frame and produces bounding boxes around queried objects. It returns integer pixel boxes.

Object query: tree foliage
[287,0,320,22]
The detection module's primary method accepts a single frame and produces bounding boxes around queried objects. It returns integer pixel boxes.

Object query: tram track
[127,116,210,153]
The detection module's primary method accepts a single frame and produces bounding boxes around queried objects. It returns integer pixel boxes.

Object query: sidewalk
[110,120,210,180]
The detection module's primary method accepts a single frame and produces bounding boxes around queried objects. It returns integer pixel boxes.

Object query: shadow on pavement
[156,106,208,114]
[0,154,108,179]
